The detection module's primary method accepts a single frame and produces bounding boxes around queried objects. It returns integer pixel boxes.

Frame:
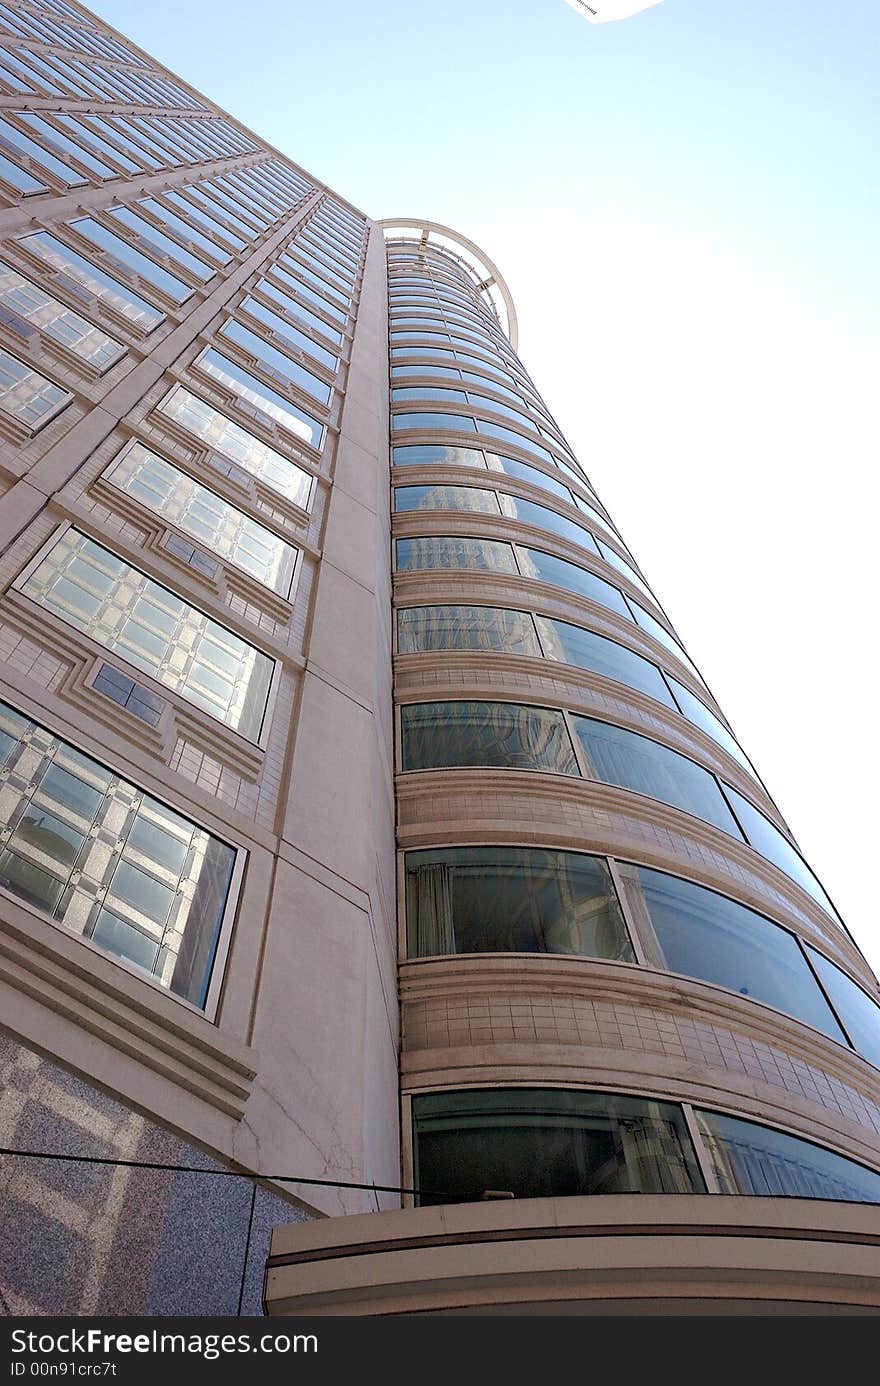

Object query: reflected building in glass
[1,2,879,1318]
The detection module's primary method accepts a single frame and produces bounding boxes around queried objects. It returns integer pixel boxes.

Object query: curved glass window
[723,783,839,921]
[392,385,468,404]
[0,700,234,1007]
[475,418,555,465]
[395,535,518,575]
[805,947,880,1070]
[517,546,631,618]
[413,1089,704,1206]
[393,443,484,468]
[696,1110,880,1202]
[595,537,655,602]
[393,410,477,434]
[629,601,707,687]
[405,846,633,961]
[398,605,540,657]
[573,716,740,836]
[616,864,846,1040]
[497,494,598,552]
[485,452,571,503]
[401,700,578,776]
[666,676,753,774]
[536,616,676,707]
[394,484,499,515]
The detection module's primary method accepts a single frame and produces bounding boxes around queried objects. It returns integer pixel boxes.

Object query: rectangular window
[240,296,337,372]
[106,443,298,598]
[219,319,332,404]
[106,205,214,281]
[255,277,343,346]
[18,231,163,332]
[393,411,477,434]
[0,262,124,372]
[396,535,518,574]
[157,386,313,509]
[21,531,275,741]
[137,197,232,265]
[196,348,324,450]
[71,217,192,303]
[0,114,87,186]
[0,699,235,1008]
[0,347,69,429]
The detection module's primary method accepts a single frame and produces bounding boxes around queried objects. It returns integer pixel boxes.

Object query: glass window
[71,217,192,302]
[617,864,846,1039]
[18,231,163,332]
[106,205,214,281]
[393,411,477,434]
[596,537,655,603]
[164,188,245,251]
[137,197,231,264]
[628,601,708,688]
[723,783,839,921]
[406,846,633,961]
[106,443,298,598]
[270,264,348,324]
[573,716,741,836]
[255,276,343,346]
[536,617,676,707]
[196,348,324,450]
[497,493,598,550]
[21,531,274,740]
[157,387,313,508]
[392,443,484,468]
[805,948,880,1070]
[0,262,124,371]
[16,113,115,180]
[239,296,337,372]
[696,1110,880,1202]
[0,150,46,194]
[401,700,579,776]
[394,484,499,515]
[398,605,540,656]
[413,1089,704,1206]
[396,535,518,574]
[392,385,468,405]
[475,419,555,466]
[0,347,69,429]
[516,546,631,618]
[667,677,754,774]
[485,451,571,503]
[0,114,87,186]
[218,319,331,405]
[0,700,234,1007]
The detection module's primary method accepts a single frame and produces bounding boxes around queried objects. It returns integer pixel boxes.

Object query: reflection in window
[71,217,191,302]
[517,546,631,618]
[805,947,880,1070]
[401,700,579,776]
[536,616,676,707]
[573,716,741,836]
[413,1089,704,1205]
[393,443,484,468]
[0,262,124,371]
[197,348,324,450]
[396,535,518,574]
[18,230,163,331]
[394,484,499,515]
[616,864,846,1040]
[406,846,633,961]
[398,605,540,656]
[157,387,313,508]
[0,347,69,429]
[21,531,274,740]
[393,411,477,434]
[219,319,332,404]
[106,443,298,598]
[723,783,840,922]
[0,700,234,1006]
[696,1110,880,1202]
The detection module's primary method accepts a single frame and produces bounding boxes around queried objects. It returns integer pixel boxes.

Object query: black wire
[0,1144,453,1199]
[236,1182,257,1317]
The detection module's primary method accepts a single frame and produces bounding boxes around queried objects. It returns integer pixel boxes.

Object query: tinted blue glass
[805,948,880,1069]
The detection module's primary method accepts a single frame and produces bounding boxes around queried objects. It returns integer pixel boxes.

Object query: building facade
[0,0,878,1318]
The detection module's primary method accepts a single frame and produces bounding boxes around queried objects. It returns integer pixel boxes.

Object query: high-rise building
[0,1,878,1319]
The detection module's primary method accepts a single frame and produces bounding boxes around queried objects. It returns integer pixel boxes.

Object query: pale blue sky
[91,0,879,970]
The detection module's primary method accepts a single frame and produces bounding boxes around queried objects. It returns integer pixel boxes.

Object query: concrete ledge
[265,1194,880,1315]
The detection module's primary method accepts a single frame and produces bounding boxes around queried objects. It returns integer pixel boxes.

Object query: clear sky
[92,0,879,972]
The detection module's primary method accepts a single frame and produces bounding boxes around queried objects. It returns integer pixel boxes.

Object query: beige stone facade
[0,1,878,1318]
